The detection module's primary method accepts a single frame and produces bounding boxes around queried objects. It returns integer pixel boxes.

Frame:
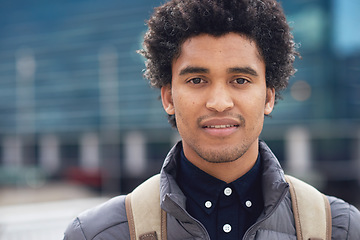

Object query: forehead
[172,33,265,73]
[182,33,261,53]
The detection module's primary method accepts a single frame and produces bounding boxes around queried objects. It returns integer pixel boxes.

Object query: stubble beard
[189,114,252,164]
[190,141,250,163]
[178,112,259,164]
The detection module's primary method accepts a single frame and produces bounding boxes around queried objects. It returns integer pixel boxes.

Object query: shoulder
[63,195,130,240]
[327,195,360,240]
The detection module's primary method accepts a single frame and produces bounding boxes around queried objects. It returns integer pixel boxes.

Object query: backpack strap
[125,173,331,240]
[285,175,332,240]
[125,174,167,240]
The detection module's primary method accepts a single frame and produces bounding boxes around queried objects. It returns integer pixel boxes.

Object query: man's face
[161,33,275,164]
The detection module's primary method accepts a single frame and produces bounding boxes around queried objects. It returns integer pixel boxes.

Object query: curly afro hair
[139,0,299,128]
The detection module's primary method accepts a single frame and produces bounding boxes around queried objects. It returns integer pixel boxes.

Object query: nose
[205,85,234,112]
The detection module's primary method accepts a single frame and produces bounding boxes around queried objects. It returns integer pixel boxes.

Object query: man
[64,0,360,239]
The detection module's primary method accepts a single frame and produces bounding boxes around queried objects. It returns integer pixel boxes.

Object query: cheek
[173,95,201,129]
[172,95,188,120]
[242,97,265,134]
[173,91,198,111]
[243,93,267,119]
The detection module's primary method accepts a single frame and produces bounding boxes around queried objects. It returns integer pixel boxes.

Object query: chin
[194,144,248,164]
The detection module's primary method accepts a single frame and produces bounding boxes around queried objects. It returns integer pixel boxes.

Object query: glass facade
[0,0,167,135]
[0,0,359,202]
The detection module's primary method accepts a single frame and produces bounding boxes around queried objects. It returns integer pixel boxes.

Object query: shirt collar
[177,149,263,215]
[232,154,263,213]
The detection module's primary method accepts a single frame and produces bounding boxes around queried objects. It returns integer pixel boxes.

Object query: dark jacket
[64,141,360,239]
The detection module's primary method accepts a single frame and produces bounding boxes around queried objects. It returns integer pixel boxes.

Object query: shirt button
[205,200,212,208]
[246,200,252,208]
[224,187,232,196]
[223,224,232,233]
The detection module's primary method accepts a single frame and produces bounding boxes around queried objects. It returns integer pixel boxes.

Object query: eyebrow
[227,67,259,77]
[178,66,259,77]
[179,66,209,76]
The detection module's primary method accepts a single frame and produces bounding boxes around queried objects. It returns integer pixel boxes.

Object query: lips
[200,117,242,137]
[204,124,238,129]
[200,118,241,129]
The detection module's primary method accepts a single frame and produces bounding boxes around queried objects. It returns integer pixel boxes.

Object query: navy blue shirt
[176,150,264,240]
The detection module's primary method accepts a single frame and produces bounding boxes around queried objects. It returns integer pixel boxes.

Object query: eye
[233,78,249,85]
[188,77,205,84]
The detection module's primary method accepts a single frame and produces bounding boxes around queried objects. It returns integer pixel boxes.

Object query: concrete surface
[0,182,109,240]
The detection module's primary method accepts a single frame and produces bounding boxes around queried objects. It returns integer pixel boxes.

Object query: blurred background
[0,0,359,238]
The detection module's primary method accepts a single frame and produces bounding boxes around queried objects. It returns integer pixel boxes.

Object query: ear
[264,88,275,115]
[161,85,175,115]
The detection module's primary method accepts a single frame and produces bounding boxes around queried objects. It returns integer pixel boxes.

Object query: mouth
[200,117,242,137]
[203,124,239,129]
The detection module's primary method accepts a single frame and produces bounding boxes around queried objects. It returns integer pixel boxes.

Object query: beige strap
[125,194,136,240]
[125,174,167,240]
[127,173,331,240]
[323,193,332,240]
[285,175,332,240]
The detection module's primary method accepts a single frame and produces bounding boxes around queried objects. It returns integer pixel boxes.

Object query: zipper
[242,186,289,240]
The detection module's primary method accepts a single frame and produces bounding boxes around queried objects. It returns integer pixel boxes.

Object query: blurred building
[0,0,359,203]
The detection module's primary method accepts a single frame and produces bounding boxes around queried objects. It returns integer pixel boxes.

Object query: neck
[183,140,259,183]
